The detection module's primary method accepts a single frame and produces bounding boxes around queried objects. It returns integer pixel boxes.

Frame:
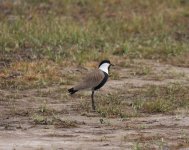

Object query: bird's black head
[98,60,114,73]
[98,60,111,67]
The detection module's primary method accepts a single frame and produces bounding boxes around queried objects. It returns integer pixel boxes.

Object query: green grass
[80,92,138,118]
[80,83,189,116]
[0,60,65,89]
[0,1,189,116]
[132,84,189,113]
[31,104,79,128]
[0,0,189,89]
[0,0,188,65]
[31,113,78,128]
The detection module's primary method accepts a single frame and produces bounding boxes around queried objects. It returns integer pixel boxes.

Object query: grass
[31,104,79,128]
[130,65,152,76]
[132,83,189,113]
[0,2,189,148]
[97,93,137,118]
[0,0,189,127]
[80,91,141,118]
[0,0,188,90]
[0,59,79,89]
[79,83,189,117]
[109,71,120,80]
[31,113,78,128]
[0,0,188,65]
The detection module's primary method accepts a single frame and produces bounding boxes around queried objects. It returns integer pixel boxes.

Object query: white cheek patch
[99,63,110,74]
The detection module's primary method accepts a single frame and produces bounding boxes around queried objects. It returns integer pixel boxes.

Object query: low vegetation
[0,0,189,65]
[0,1,189,149]
[0,0,188,118]
[80,83,189,117]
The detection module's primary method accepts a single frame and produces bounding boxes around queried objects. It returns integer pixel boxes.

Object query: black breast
[94,71,108,90]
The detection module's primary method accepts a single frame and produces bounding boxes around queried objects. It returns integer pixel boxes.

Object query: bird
[68,60,113,111]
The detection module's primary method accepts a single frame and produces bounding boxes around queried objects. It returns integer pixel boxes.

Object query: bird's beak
[110,63,114,66]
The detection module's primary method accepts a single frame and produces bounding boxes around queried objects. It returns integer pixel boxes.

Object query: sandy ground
[0,59,189,150]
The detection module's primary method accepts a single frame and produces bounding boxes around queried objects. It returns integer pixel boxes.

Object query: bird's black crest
[99,60,111,67]
[68,88,78,95]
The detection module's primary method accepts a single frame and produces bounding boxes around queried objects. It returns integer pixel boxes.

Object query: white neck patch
[99,63,110,74]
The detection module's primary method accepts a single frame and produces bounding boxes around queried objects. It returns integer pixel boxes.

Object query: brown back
[74,69,105,91]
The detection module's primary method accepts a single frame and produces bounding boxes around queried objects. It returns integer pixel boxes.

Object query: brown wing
[74,69,104,91]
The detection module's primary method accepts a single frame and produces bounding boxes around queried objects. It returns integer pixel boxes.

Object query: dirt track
[0,59,189,150]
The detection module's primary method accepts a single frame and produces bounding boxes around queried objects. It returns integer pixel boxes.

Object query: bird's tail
[68,88,78,95]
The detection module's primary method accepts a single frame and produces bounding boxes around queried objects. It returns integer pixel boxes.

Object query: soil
[0,59,189,150]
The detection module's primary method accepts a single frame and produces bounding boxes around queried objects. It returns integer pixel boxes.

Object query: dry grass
[0,2,189,149]
[0,0,188,65]
[0,59,78,89]
[79,83,189,117]
[133,84,189,113]
[31,113,79,128]
[0,0,189,124]
[0,0,188,90]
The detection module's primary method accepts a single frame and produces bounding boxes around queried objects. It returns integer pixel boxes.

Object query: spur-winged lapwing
[68,60,113,111]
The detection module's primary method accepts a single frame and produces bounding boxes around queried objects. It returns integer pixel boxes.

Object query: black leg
[91,91,96,111]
